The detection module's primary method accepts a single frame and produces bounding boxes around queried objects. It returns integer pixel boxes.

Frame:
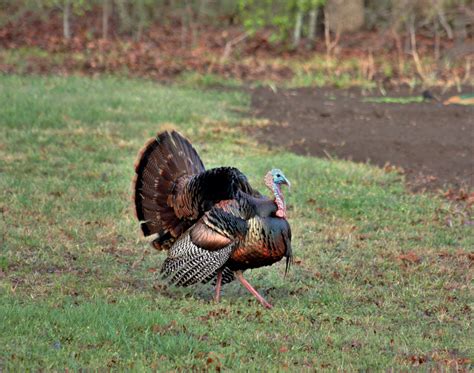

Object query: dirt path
[251,87,474,190]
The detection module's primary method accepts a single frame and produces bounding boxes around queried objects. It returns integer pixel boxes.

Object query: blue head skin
[270,168,290,189]
[265,168,290,218]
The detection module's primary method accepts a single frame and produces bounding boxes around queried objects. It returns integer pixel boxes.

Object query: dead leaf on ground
[397,251,422,264]
[383,162,405,174]
[199,308,231,321]
[443,189,474,203]
[408,354,427,366]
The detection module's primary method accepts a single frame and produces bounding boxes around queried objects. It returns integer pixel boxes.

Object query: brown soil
[251,87,474,191]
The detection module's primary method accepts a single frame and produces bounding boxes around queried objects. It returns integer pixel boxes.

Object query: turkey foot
[234,270,273,309]
[214,270,222,303]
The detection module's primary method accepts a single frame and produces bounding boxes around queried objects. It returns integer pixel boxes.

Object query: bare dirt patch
[251,87,474,191]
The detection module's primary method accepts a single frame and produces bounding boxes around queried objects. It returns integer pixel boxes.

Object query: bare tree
[116,0,132,34]
[135,0,147,41]
[102,0,111,39]
[308,7,318,42]
[63,0,71,40]
[436,0,453,39]
[293,8,303,49]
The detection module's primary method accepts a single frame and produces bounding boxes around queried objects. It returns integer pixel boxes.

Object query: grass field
[0,75,472,370]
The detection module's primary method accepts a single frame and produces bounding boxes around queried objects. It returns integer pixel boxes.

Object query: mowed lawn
[0,75,472,370]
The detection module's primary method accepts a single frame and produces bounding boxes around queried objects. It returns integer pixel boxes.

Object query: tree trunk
[293,10,303,49]
[63,0,71,40]
[102,0,110,39]
[116,0,132,34]
[434,18,440,61]
[189,2,197,47]
[307,7,318,48]
[135,0,146,41]
[181,8,187,49]
[437,2,453,39]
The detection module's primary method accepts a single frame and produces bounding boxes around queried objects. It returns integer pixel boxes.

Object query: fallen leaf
[383,162,405,174]
[397,252,422,264]
[408,354,427,365]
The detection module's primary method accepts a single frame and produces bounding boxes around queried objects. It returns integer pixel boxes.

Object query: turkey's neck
[272,183,286,218]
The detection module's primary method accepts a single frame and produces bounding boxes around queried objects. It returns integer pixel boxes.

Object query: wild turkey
[133,130,292,308]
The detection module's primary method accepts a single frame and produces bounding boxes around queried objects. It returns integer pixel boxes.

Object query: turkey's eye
[276,174,281,178]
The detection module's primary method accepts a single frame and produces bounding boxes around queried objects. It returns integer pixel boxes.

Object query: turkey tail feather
[133,131,205,250]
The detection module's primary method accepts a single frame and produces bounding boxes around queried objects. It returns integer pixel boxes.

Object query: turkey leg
[214,270,223,303]
[234,270,273,309]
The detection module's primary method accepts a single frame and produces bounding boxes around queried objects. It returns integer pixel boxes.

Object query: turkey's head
[264,168,290,219]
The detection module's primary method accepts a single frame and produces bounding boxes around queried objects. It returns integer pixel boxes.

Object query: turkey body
[133,130,292,308]
[227,212,292,272]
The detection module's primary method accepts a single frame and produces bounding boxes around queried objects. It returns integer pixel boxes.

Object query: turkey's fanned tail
[133,130,261,251]
[133,131,205,250]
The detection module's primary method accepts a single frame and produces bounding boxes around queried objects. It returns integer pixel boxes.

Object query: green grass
[0,47,69,74]
[363,96,424,104]
[0,75,472,370]
[176,72,243,89]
